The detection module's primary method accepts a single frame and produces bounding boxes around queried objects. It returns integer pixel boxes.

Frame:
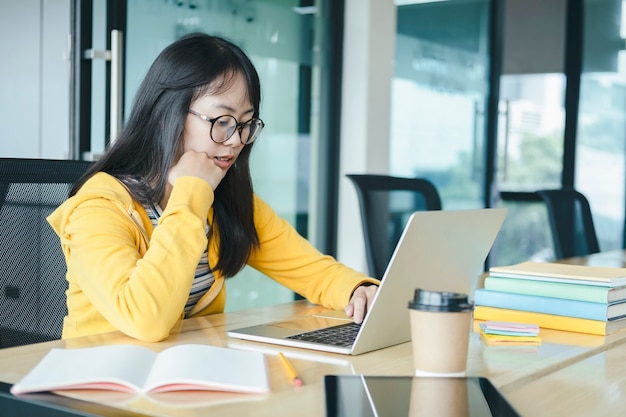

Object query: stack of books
[473,261,626,336]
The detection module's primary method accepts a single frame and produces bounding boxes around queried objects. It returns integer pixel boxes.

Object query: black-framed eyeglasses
[188,109,264,145]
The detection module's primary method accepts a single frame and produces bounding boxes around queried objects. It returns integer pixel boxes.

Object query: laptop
[227,208,507,355]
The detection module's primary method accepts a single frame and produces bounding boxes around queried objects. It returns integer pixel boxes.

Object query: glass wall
[124,0,329,312]
[391,1,491,210]
[393,0,626,267]
[576,0,626,253]
[494,0,626,264]
[492,0,568,264]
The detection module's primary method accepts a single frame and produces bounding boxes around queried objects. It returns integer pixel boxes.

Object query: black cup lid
[408,289,474,312]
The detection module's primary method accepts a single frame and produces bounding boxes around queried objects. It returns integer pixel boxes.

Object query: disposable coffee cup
[408,289,473,376]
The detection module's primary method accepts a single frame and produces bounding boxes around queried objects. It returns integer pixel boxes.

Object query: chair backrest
[537,188,600,259]
[347,174,442,279]
[0,158,92,348]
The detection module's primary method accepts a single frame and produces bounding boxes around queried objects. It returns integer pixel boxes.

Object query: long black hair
[71,33,261,277]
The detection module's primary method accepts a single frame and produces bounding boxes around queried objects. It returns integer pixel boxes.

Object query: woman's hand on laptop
[345,284,379,324]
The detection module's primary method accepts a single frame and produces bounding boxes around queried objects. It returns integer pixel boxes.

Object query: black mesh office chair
[347,174,442,279]
[0,158,92,348]
[537,188,600,259]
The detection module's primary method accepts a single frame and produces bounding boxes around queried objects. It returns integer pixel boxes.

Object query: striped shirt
[144,203,215,318]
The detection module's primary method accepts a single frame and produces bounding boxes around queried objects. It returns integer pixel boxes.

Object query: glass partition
[575,0,626,253]
[393,0,626,265]
[494,0,625,263]
[125,0,330,311]
[391,1,491,211]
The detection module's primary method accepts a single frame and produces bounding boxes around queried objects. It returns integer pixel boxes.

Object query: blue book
[473,288,626,321]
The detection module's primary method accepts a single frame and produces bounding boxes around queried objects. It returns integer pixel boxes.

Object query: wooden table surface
[2,250,626,416]
[505,334,626,417]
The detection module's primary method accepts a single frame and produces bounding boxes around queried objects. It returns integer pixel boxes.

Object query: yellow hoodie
[47,172,377,342]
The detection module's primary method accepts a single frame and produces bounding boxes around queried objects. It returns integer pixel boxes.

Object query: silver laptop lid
[351,208,507,354]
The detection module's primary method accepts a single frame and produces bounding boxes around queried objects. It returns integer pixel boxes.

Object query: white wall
[0,0,71,159]
[336,0,397,273]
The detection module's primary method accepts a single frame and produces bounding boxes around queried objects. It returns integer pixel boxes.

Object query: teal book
[483,276,626,304]
[474,288,626,321]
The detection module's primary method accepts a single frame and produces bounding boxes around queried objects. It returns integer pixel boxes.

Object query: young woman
[48,33,379,342]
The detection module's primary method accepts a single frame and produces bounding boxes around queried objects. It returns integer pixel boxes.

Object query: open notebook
[227,208,507,355]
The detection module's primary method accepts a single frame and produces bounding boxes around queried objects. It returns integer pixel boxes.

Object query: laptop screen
[324,375,521,417]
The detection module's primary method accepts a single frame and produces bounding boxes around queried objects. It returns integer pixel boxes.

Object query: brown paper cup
[408,289,473,376]
[410,309,472,375]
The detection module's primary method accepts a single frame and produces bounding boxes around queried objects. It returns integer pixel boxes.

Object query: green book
[483,276,626,304]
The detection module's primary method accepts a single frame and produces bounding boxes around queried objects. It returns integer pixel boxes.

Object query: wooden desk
[3,250,626,416]
[504,335,626,417]
[3,297,626,417]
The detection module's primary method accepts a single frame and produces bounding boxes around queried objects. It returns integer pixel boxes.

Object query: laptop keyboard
[286,322,361,347]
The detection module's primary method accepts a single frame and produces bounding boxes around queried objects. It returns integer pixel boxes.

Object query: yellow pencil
[278,352,303,387]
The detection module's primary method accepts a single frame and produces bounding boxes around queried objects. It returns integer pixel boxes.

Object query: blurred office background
[1,0,624,311]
